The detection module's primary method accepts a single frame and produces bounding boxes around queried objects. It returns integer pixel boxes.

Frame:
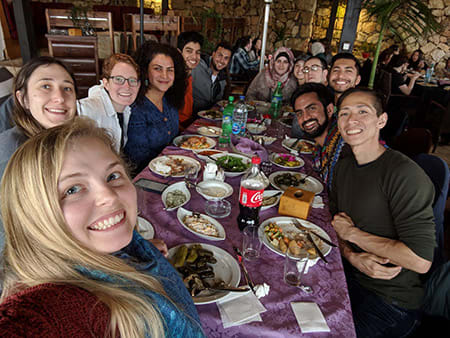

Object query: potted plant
[363,0,441,88]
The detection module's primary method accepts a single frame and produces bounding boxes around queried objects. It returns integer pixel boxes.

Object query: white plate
[177,207,226,241]
[193,149,228,163]
[210,153,251,177]
[261,190,281,211]
[246,123,267,134]
[269,171,323,194]
[161,181,191,211]
[259,217,331,266]
[196,180,233,200]
[149,155,201,178]
[168,243,240,305]
[173,134,216,150]
[137,216,154,239]
[252,135,276,145]
[197,126,222,138]
[282,138,315,154]
[198,110,223,121]
[269,153,305,169]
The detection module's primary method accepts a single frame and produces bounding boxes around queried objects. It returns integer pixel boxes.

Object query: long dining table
[134,117,356,337]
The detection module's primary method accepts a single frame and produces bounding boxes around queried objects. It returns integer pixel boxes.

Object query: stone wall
[312,0,449,73]
[171,0,318,52]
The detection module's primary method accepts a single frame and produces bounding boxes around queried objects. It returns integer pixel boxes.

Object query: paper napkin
[312,196,325,209]
[217,290,266,328]
[290,302,330,333]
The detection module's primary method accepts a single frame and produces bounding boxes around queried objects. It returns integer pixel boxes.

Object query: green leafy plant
[363,0,441,88]
[200,9,223,53]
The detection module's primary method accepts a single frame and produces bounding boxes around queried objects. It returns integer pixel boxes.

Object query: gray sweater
[192,57,228,113]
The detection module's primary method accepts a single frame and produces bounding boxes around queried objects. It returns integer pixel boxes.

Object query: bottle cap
[251,156,261,164]
[228,96,234,102]
[239,95,245,100]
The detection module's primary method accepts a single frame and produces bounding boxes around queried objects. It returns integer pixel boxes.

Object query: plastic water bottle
[268,82,283,119]
[219,96,234,147]
[232,95,248,136]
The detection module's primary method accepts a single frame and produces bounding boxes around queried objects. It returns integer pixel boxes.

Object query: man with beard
[192,42,232,113]
[292,53,361,136]
[328,53,361,102]
[291,83,347,190]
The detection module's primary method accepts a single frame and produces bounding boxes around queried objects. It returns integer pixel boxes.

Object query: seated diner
[0,117,205,337]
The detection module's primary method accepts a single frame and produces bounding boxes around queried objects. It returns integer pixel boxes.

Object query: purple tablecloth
[135,119,356,337]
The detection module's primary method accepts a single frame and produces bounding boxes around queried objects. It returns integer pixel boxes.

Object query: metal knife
[208,285,250,293]
[292,219,337,248]
[290,138,301,150]
[232,246,256,293]
[306,232,328,264]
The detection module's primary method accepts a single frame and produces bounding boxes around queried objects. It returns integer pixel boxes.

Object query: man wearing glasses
[78,53,141,151]
[303,56,328,84]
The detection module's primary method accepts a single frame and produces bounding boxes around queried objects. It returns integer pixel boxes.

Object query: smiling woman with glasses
[78,53,141,152]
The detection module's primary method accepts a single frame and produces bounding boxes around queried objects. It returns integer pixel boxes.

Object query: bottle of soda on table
[237,156,265,231]
[219,96,234,147]
[268,81,283,120]
[232,95,248,136]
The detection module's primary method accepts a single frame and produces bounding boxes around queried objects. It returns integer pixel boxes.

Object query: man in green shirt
[330,88,435,337]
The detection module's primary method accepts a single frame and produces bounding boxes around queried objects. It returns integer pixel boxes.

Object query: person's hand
[331,212,357,242]
[407,72,420,81]
[148,238,168,257]
[349,252,402,280]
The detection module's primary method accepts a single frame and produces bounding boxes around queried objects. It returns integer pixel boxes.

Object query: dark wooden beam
[325,0,339,47]
[13,0,37,62]
[338,0,362,53]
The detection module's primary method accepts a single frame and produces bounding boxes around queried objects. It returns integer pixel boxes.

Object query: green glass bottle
[219,96,234,147]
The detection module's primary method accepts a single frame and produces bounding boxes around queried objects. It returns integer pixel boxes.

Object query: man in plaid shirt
[230,36,259,76]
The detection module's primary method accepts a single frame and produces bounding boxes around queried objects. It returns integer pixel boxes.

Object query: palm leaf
[363,0,442,88]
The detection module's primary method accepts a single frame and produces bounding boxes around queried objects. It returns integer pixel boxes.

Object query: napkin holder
[278,187,315,219]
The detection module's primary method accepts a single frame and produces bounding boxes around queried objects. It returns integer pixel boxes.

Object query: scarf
[265,47,294,90]
[312,115,345,191]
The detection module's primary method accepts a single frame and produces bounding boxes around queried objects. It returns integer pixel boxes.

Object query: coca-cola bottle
[237,156,265,231]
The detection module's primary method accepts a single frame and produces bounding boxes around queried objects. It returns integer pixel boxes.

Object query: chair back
[45,8,114,55]
[413,153,449,271]
[392,128,432,157]
[375,69,392,103]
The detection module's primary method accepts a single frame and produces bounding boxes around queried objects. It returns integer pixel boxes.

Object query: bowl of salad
[210,153,252,177]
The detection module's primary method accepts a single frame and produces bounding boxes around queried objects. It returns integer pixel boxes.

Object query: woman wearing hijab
[246,47,297,104]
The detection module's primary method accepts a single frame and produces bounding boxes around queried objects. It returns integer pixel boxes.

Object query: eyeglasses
[302,65,323,73]
[109,76,140,87]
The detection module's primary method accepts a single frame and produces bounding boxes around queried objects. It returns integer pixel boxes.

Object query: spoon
[296,284,313,293]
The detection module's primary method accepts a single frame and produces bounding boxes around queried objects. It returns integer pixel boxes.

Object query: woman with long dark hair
[124,42,187,173]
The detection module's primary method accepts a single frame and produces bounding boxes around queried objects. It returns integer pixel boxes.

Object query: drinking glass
[184,166,199,185]
[284,250,309,286]
[242,225,262,261]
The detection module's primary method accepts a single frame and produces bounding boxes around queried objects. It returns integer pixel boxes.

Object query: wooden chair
[424,100,449,152]
[45,8,114,56]
[123,14,180,51]
[376,69,421,125]
[391,128,433,158]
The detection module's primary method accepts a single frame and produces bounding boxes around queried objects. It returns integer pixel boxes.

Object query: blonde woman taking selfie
[0,117,204,337]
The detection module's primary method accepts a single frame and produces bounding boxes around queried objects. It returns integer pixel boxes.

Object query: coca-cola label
[239,186,263,207]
